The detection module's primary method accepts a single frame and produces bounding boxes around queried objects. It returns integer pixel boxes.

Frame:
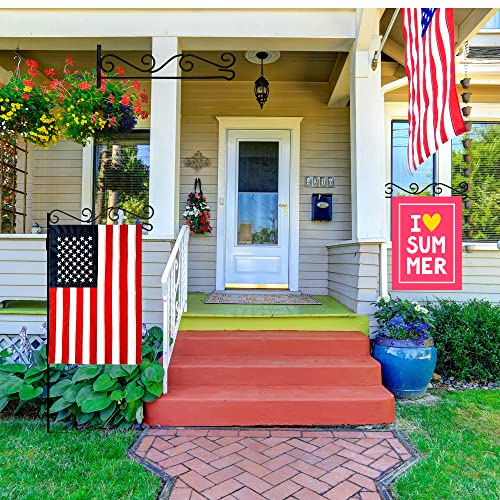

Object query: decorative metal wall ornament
[385,182,469,200]
[254,52,270,109]
[96,45,236,88]
[184,150,211,174]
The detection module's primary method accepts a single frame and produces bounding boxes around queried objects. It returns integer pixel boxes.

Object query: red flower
[22,79,34,88]
[78,81,92,90]
[109,117,117,127]
[49,79,61,90]
[139,92,148,104]
[65,57,74,67]
[44,68,56,77]
[120,95,130,106]
[108,94,115,104]
[140,111,149,120]
[26,59,38,68]
[133,101,142,114]
[21,93,30,100]
[117,65,125,76]
[27,68,37,76]
[63,68,71,74]
[132,80,140,91]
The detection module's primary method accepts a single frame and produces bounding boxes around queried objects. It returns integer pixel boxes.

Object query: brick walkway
[132,427,414,499]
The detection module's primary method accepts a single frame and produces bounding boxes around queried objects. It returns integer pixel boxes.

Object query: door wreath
[183,178,212,234]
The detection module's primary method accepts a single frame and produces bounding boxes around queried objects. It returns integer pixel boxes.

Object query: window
[391,121,436,195]
[483,12,500,30]
[94,131,150,224]
[452,122,500,241]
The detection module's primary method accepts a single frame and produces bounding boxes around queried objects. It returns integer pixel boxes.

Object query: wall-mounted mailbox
[312,193,332,221]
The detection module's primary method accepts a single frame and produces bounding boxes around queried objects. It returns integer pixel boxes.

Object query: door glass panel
[237,141,279,245]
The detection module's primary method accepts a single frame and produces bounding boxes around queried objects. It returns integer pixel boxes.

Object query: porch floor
[181,294,368,333]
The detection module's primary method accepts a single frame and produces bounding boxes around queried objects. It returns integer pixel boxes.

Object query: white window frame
[384,101,500,251]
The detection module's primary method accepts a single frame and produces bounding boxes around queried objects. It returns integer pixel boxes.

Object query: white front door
[225,130,291,288]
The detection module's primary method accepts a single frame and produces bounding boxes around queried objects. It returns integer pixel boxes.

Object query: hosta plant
[0,325,164,429]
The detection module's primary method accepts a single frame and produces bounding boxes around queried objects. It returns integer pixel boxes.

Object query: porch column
[149,36,181,239]
[350,9,386,242]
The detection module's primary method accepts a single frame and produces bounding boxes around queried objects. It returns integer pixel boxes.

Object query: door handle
[279,202,289,216]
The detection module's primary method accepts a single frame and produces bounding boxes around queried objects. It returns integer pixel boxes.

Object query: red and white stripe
[49,225,142,365]
[402,8,467,171]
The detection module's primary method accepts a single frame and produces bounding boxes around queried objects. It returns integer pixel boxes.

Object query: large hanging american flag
[48,224,142,365]
[402,8,467,171]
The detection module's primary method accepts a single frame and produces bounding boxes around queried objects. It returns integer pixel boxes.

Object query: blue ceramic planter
[373,336,437,399]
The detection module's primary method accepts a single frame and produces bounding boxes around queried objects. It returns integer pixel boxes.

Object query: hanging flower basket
[183,178,212,234]
[0,59,60,147]
[44,57,149,146]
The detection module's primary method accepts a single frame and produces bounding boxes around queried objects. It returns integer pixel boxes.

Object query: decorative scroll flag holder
[96,45,236,88]
[385,182,469,200]
[45,205,154,433]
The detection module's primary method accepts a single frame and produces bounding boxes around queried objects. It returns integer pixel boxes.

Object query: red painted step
[145,330,395,426]
[175,330,370,357]
[169,355,381,386]
[145,386,395,426]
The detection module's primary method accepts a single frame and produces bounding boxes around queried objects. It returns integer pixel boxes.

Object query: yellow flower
[24,86,33,92]
[5,98,9,102]
[0,107,4,112]
[6,111,13,116]
[66,123,70,127]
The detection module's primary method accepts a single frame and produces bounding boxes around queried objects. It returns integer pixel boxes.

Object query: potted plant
[372,295,437,399]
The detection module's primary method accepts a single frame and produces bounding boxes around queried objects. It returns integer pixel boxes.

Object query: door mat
[204,292,321,305]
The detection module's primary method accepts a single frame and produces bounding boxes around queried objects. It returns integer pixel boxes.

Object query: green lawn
[0,421,161,500]
[394,390,500,499]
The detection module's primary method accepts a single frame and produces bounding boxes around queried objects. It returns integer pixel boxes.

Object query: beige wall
[327,242,380,329]
[29,141,84,229]
[180,80,352,294]
[388,247,500,303]
[0,236,171,327]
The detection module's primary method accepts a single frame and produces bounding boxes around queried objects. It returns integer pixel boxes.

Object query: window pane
[237,141,279,245]
[392,121,435,195]
[95,132,150,224]
[452,123,500,241]
[483,12,500,29]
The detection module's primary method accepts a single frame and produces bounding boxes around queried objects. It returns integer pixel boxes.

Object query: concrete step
[169,354,381,387]
[145,385,395,426]
[175,330,371,357]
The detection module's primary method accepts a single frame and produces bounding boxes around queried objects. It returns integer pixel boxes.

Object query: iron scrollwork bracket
[385,182,469,201]
[47,205,155,232]
[96,45,236,87]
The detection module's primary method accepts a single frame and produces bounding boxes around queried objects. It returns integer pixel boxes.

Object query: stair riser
[169,365,381,387]
[180,316,369,333]
[145,400,395,426]
[175,339,370,357]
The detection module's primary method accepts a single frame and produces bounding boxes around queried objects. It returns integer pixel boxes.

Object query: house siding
[327,242,380,329]
[388,247,500,303]
[30,141,84,229]
[0,236,171,329]
[181,80,352,294]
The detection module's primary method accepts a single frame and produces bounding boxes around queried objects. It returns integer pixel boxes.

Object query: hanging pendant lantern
[254,52,270,109]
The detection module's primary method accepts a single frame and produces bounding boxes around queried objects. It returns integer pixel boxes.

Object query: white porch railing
[161,225,189,394]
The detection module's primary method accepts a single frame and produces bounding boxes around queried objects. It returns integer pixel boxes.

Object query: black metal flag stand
[45,205,154,433]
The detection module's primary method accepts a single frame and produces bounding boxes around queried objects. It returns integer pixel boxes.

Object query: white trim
[215,116,302,291]
[81,139,94,213]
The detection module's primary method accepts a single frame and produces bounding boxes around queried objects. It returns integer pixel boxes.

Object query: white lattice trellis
[0,325,47,364]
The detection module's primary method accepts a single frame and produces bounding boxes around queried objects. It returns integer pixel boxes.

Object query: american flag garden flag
[48,224,142,365]
[402,8,467,171]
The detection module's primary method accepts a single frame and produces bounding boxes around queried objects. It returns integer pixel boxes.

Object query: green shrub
[0,325,164,428]
[426,298,500,382]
